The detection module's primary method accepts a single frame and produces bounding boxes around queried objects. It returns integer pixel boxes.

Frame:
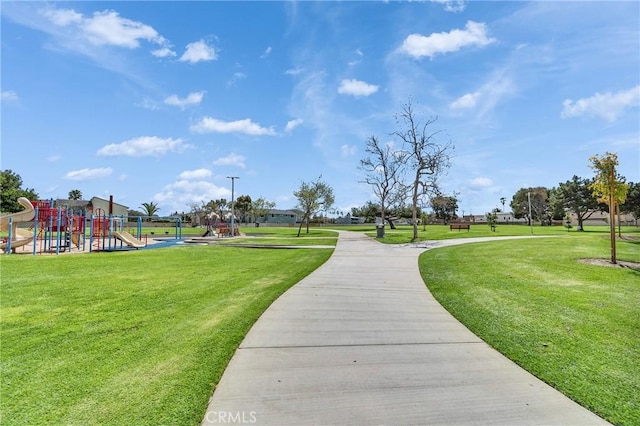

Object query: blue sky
[2,1,639,216]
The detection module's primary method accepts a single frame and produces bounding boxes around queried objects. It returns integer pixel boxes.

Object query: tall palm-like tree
[140,201,160,220]
[68,189,83,200]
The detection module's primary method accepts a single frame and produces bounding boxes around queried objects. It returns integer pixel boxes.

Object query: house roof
[90,196,129,209]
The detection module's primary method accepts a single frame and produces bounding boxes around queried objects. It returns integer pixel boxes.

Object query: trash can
[376,224,385,238]
[255,222,260,227]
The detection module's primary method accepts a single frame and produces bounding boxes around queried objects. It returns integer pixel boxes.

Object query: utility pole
[227,176,239,236]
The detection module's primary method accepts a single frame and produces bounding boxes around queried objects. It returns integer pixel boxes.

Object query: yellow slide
[1,197,35,252]
[112,231,146,248]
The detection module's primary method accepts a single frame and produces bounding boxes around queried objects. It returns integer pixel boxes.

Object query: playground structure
[0,197,36,252]
[200,212,240,238]
[1,197,85,255]
[1,198,182,255]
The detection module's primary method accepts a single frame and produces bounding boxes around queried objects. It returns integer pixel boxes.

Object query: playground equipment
[90,210,182,252]
[200,212,239,237]
[32,200,86,254]
[0,197,36,253]
[2,197,183,255]
[90,209,145,251]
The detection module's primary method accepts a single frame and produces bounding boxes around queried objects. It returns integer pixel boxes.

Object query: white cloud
[40,7,82,26]
[431,0,467,13]
[1,90,19,102]
[450,92,480,109]
[81,10,165,48]
[138,98,160,110]
[178,169,213,180]
[38,6,173,56]
[400,21,495,59]
[227,72,246,86]
[64,167,112,180]
[448,68,516,119]
[285,68,303,76]
[97,136,191,157]
[337,79,379,97]
[285,118,304,133]
[180,39,217,63]
[164,91,205,109]
[561,85,640,122]
[153,176,231,212]
[469,177,494,189]
[261,46,272,58]
[47,155,61,162]
[213,153,246,168]
[151,47,176,58]
[190,117,276,136]
[341,144,357,157]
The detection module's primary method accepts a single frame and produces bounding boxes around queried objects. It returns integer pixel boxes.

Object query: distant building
[469,213,526,224]
[53,197,129,217]
[335,214,365,225]
[569,210,636,226]
[257,209,303,224]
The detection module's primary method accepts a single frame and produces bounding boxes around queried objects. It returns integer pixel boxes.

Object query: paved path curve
[203,231,608,425]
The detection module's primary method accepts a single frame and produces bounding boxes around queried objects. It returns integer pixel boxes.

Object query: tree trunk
[412,184,419,241]
[609,169,616,264]
[297,216,305,237]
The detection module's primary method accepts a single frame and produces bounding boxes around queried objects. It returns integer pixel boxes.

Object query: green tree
[589,152,629,263]
[394,101,453,241]
[359,135,406,233]
[351,201,380,223]
[429,195,458,223]
[234,195,252,223]
[251,197,276,223]
[486,211,498,232]
[550,176,602,231]
[140,201,160,220]
[0,170,39,213]
[205,199,228,219]
[68,189,83,200]
[620,181,639,225]
[510,187,549,225]
[294,176,335,236]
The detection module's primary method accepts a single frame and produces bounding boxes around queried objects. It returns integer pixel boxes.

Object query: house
[257,209,303,224]
[335,214,365,225]
[569,210,636,226]
[469,213,526,224]
[53,197,129,217]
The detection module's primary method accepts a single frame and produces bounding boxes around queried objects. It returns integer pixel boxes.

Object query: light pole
[527,191,533,234]
[227,176,239,236]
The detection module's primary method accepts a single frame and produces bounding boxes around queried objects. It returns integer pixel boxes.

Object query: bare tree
[359,135,406,233]
[394,102,453,240]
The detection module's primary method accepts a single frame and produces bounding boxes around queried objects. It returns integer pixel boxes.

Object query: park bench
[449,223,470,231]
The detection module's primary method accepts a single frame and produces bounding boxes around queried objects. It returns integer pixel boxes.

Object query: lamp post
[227,176,239,236]
[527,191,533,234]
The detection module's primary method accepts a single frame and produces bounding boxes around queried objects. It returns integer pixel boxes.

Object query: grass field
[2,224,638,424]
[365,223,640,243]
[1,243,334,425]
[419,233,639,425]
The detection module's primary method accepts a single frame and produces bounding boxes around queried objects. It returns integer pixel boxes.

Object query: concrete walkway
[203,231,608,425]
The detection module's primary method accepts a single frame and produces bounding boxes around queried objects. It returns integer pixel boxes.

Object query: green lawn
[367,223,639,244]
[419,233,639,425]
[3,225,639,424]
[1,244,333,425]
